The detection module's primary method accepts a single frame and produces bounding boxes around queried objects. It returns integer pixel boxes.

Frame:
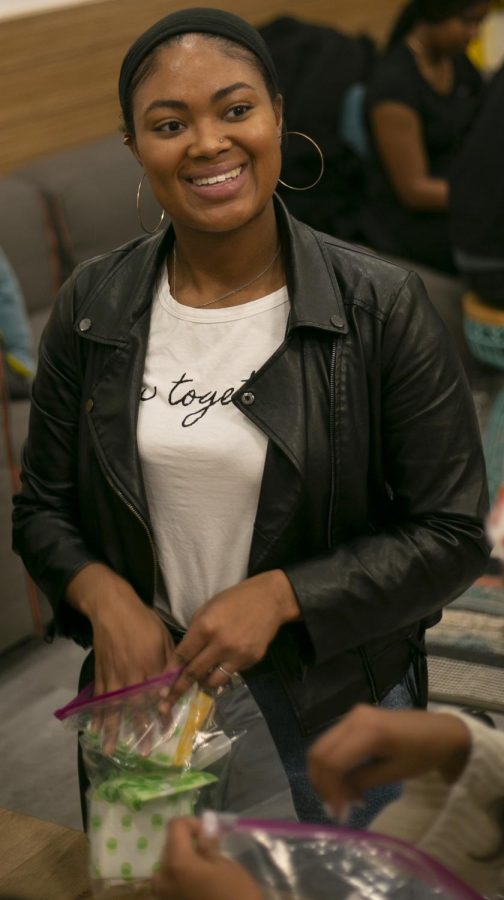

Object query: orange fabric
[463,292,504,325]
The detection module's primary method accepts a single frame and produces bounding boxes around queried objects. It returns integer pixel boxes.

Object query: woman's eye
[227,104,252,119]
[156,120,184,134]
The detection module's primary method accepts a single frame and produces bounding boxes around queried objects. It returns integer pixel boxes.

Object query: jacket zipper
[327,340,337,550]
[97,454,158,604]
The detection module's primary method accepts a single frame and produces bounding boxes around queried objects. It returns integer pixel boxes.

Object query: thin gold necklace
[171,244,281,309]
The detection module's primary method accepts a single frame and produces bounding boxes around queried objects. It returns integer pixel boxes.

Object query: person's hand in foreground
[66,562,176,752]
[67,562,176,694]
[166,570,300,704]
[151,817,264,900]
[308,704,472,818]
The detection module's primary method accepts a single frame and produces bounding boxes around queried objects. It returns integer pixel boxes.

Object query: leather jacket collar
[72,196,349,345]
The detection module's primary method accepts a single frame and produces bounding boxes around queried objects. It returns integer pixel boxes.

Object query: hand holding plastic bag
[152,817,263,900]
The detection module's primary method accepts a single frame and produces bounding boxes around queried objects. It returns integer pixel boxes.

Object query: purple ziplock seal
[53,667,183,720]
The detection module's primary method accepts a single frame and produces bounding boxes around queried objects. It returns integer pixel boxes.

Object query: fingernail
[201,810,219,838]
[323,802,337,820]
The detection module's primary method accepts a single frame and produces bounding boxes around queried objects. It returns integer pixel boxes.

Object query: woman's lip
[185,163,245,184]
[183,164,248,200]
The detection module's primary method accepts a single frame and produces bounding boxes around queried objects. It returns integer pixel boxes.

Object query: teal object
[0,248,35,375]
[464,316,504,371]
[483,383,504,505]
[339,83,371,160]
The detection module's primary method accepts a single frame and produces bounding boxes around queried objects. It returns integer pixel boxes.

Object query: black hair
[121,32,279,136]
[387,4,419,49]
[386,0,486,50]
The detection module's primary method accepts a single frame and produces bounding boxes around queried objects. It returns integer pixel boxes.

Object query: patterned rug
[427,574,504,713]
[426,379,504,713]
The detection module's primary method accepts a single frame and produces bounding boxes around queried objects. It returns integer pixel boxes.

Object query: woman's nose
[187,125,229,157]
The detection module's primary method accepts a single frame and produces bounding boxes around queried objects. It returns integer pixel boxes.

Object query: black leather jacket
[13,199,489,735]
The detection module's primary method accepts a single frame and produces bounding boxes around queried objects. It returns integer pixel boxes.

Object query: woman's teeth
[191,166,242,186]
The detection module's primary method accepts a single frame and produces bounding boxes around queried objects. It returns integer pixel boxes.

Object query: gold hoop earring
[136,173,166,234]
[278,131,325,192]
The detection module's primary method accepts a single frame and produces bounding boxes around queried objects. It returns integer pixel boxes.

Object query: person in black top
[364,0,489,274]
[450,61,504,307]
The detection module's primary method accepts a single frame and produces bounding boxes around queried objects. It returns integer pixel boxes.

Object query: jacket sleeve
[12,272,98,641]
[283,271,489,664]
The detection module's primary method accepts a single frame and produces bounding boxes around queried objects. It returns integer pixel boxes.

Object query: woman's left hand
[151,817,264,900]
[167,569,300,703]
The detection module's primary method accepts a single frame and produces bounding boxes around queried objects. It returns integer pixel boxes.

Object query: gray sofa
[0,133,161,653]
[0,132,495,654]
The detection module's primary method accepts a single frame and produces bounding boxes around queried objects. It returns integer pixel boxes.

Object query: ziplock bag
[55,670,296,896]
[212,816,482,899]
[55,669,230,896]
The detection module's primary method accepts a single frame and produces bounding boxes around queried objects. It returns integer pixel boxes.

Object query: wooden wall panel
[0,0,401,174]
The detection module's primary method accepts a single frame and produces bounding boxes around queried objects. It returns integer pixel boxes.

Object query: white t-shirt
[137,270,289,628]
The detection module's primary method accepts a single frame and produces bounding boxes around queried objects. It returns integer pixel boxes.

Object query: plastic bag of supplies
[208,814,482,900]
[55,669,296,896]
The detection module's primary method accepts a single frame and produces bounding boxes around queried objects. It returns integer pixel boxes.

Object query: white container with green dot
[88,770,216,891]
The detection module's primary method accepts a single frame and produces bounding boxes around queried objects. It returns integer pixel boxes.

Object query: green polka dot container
[88,770,216,889]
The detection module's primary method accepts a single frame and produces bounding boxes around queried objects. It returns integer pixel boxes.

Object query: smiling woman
[12,7,489,832]
[121,27,283,249]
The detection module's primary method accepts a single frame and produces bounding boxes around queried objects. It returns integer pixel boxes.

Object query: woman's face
[128,35,283,236]
[430,3,490,55]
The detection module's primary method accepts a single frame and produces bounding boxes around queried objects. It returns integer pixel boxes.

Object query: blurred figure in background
[364,0,489,274]
[450,60,504,308]
[0,248,34,399]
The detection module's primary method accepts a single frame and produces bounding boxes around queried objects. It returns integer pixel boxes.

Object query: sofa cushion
[18,134,162,278]
[0,176,60,317]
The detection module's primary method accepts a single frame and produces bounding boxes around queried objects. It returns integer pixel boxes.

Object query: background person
[364,0,489,273]
[153,705,504,900]
[13,8,488,829]
[0,248,35,400]
[450,60,504,308]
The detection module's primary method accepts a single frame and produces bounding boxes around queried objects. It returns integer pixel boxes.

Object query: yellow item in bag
[173,690,215,767]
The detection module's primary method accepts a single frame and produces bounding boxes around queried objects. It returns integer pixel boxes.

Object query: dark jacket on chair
[12,198,489,735]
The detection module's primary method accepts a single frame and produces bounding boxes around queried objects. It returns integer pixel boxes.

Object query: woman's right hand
[66,562,175,693]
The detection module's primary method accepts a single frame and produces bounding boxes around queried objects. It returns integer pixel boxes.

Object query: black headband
[415,0,482,21]
[119,7,278,120]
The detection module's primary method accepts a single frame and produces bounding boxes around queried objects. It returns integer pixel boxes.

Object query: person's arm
[12,273,175,692]
[307,704,472,818]
[370,101,449,210]
[281,270,488,668]
[308,705,504,896]
[376,711,504,895]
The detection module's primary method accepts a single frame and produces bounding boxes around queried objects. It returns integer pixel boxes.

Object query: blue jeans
[247,671,415,828]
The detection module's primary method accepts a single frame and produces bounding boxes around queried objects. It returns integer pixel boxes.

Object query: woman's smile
[184,163,248,199]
